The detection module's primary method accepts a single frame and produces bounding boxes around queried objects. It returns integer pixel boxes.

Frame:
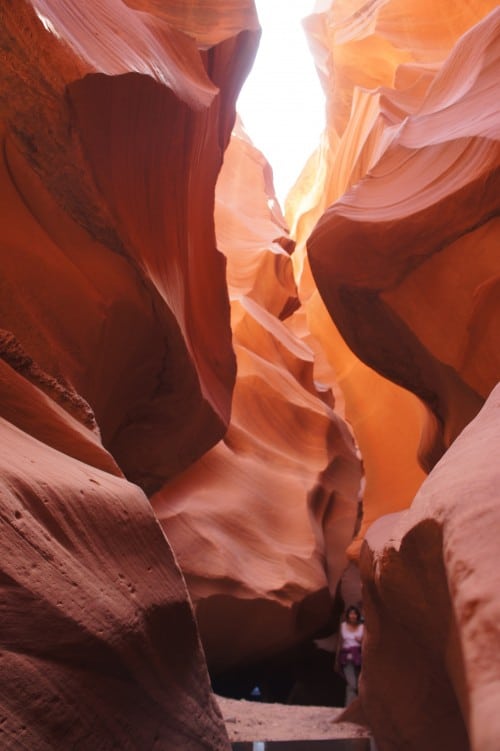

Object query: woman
[338,605,364,706]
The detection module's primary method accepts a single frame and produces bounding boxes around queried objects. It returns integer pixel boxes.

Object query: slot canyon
[0,1,499,749]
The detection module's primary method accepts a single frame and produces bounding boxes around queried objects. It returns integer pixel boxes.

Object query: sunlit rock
[358,383,500,751]
[307,1,500,466]
[0,0,260,746]
[288,0,500,551]
[153,122,362,673]
[1,0,261,493]
[4,0,499,745]
[286,3,500,744]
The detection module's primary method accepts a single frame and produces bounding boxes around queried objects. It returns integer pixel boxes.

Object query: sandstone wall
[153,120,362,674]
[288,1,500,747]
[0,1,261,747]
[289,0,500,553]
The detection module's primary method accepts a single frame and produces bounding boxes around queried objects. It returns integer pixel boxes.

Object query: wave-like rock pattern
[308,3,500,450]
[1,0,261,494]
[357,384,500,751]
[0,1,261,747]
[288,0,500,551]
[0,418,229,749]
[287,2,500,748]
[153,122,362,673]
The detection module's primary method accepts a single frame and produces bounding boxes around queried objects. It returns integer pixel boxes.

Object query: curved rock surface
[357,383,500,751]
[1,0,261,494]
[0,417,228,750]
[0,1,260,747]
[285,4,500,747]
[4,0,499,747]
[153,121,362,673]
[288,0,500,550]
[308,6,500,441]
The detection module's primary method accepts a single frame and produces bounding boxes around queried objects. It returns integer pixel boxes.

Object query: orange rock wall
[359,385,500,751]
[288,0,500,552]
[0,1,261,747]
[153,121,362,673]
[286,1,500,748]
[1,0,261,494]
[3,0,499,747]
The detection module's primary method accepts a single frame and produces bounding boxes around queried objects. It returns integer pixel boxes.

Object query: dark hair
[345,605,362,623]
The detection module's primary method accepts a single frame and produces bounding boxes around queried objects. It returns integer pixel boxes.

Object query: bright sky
[236,0,326,208]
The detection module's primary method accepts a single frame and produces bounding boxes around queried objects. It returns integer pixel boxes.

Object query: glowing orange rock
[153,122,362,672]
[289,4,500,746]
[288,0,500,552]
[0,0,260,746]
[307,5,500,458]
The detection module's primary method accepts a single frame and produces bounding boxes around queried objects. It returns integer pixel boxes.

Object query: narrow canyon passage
[0,1,499,750]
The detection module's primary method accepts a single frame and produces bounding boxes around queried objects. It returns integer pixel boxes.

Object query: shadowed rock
[358,383,500,751]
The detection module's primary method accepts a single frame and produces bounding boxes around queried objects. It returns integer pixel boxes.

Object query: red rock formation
[307,0,500,459]
[4,0,498,746]
[0,331,121,477]
[1,0,260,747]
[357,384,500,751]
[152,121,362,673]
[0,417,229,749]
[286,2,500,747]
[1,0,261,493]
[288,0,500,551]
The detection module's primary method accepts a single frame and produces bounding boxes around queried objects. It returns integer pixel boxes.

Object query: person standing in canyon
[338,605,364,706]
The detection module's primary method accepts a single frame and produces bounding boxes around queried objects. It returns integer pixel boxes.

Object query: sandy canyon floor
[216,696,371,743]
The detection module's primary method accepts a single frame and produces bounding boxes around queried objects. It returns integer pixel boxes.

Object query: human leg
[343,663,358,706]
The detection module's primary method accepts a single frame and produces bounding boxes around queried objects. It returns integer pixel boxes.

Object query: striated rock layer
[0,419,228,750]
[288,0,500,552]
[308,6,500,445]
[286,2,500,748]
[153,120,363,674]
[0,0,261,747]
[3,0,499,747]
[358,384,500,751]
[1,0,262,494]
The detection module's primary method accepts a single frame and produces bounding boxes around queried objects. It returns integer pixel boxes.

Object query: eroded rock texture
[0,0,261,747]
[0,419,228,750]
[284,1,500,748]
[4,0,499,746]
[153,120,362,674]
[288,0,500,551]
[359,384,500,751]
[1,0,262,494]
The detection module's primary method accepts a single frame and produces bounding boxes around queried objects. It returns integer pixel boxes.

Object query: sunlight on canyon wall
[0,0,499,749]
[287,0,499,553]
[152,117,362,673]
[285,2,500,749]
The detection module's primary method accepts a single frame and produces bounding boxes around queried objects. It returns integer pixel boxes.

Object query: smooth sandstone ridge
[0,418,228,749]
[2,0,500,748]
[153,120,362,674]
[358,384,500,751]
[0,1,261,748]
[288,0,500,552]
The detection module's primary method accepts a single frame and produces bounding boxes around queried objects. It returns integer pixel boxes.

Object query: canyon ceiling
[0,1,499,750]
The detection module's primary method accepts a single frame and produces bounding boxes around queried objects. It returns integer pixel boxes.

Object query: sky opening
[236,0,326,208]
